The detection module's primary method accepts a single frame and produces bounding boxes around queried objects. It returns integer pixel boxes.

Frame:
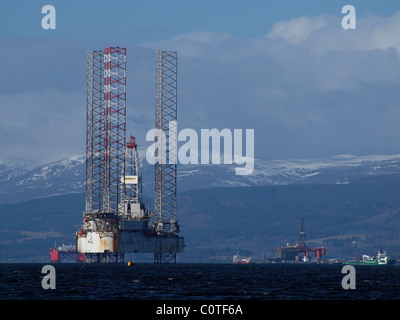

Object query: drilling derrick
[154,51,180,263]
[299,216,306,247]
[77,47,126,263]
[103,47,127,215]
[85,50,104,214]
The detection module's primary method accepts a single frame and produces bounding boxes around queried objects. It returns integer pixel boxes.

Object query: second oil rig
[274,217,326,262]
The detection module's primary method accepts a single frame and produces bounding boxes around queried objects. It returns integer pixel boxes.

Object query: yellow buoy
[128,261,135,266]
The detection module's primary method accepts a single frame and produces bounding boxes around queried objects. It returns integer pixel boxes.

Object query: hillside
[1,174,400,262]
[179,174,400,262]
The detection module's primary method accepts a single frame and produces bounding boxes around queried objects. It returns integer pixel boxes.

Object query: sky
[1,0,400,165]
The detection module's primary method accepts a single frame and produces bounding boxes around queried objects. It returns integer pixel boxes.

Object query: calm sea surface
[1,263,400,301]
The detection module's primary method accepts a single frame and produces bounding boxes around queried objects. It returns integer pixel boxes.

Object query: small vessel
[345,248,396,265]
[233,252,253,264]
[127,260,135,266]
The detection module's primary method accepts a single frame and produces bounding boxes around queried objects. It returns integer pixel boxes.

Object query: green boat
[345,248,396,265]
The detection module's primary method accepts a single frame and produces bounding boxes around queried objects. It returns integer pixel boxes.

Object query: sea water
[1,263,400,300]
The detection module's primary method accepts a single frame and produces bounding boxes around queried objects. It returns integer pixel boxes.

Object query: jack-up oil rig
[74,47,184,263]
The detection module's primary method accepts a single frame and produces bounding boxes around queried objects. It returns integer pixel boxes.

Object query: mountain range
[2,151,400,262]
[1,152,400,204]
[2,172,400,263]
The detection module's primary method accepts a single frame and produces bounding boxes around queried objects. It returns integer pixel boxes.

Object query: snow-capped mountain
[175,153,400,190]
[0,154,85,204]
[1,152,400,204]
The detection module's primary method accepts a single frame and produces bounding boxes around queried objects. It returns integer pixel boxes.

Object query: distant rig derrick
[75,47,184,263]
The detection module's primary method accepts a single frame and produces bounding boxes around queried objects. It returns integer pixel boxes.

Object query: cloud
[141,11,400,160]
[0,39,158,164]
[0,88,85,164]
[3,11,400,165]
[266,11,400,54]
[141,31,236,61]
[267,15,334,44]
[0,38,87,95]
